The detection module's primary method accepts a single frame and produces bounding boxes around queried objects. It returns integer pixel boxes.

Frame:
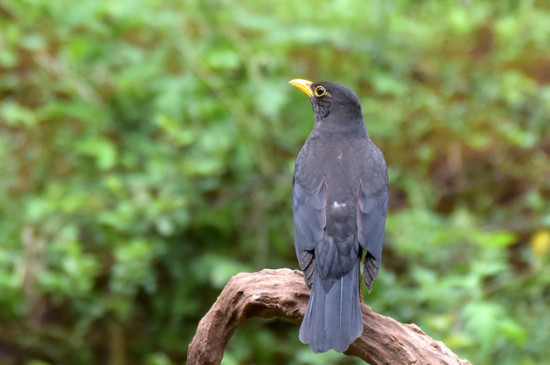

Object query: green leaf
[0,102,36,126]
[76,137,118,169]
[463,301,503,350]
[472,230,517,248]
[500,318,527,345]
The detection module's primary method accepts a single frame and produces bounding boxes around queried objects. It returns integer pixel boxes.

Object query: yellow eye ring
[314,85,327,97]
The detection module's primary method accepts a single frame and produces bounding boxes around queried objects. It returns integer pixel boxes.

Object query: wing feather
[293,176,327,287]
[357,147,388,288]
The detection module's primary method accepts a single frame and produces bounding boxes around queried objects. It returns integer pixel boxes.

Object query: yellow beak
[289,79,313,97]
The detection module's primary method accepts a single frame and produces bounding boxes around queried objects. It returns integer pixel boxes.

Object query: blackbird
[289,79,388,353]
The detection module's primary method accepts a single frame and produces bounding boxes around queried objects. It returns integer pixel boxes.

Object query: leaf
[500,318,527,346]
[191,254,252,289]
[463,301,503,351]
[204,47,240,71]
[76,137,118,169]
[0,101,36,126]
[21,34,46,51]
[472,230,517,249]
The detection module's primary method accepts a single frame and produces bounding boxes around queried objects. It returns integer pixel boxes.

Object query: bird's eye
[314,85,327,97]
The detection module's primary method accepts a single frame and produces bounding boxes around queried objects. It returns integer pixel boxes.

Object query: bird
[289,79,388,353]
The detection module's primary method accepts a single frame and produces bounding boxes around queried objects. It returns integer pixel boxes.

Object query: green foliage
[1,0,549,364]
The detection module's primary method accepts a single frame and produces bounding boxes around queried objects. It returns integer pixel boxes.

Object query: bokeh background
[1,0,550,364]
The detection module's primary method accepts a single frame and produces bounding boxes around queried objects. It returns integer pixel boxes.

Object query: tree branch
[187,268,471,365]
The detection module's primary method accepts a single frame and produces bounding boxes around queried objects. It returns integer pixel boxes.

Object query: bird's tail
[299,262,363,353]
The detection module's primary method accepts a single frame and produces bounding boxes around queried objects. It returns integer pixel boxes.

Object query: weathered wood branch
[187,268,471,365]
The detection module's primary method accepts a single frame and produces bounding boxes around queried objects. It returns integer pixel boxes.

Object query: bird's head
[289,79,365,134]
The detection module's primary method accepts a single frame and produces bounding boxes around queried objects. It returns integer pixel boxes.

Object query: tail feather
[299,263,362,353]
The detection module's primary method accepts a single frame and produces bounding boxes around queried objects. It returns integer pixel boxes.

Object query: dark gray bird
[289,79,388,353]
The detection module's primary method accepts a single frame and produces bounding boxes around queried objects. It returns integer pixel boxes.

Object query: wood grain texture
[187,269,471,365]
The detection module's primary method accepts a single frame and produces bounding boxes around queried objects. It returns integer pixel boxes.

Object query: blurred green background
[1,0,550,364]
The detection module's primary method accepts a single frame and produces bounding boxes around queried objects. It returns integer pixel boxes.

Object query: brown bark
[187,268,471,365]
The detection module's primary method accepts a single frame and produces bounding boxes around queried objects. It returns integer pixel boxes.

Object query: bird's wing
[293,173,326,288]
[357,148,388,289]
